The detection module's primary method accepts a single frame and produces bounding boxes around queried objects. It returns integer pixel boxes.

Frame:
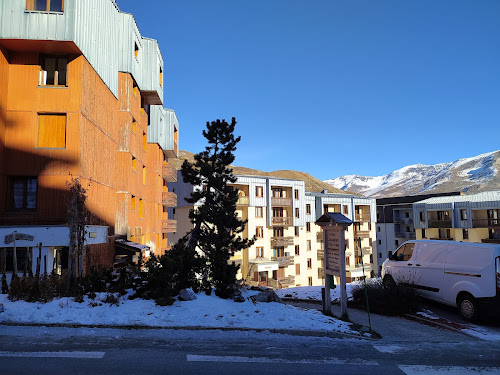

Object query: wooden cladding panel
[37,114,66,148]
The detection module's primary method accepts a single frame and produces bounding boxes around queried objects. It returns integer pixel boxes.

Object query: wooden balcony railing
[271,217,293,226]
[317,249,324,260]
[271,197,292,206]
[428,220,452,228]
[472,219,500,228]
[162,192,177,207]
[354,230,370,238]
[161,219,177,233]
[162,163,177,182]
[270,236,294,247]
[394,232,416,239]
[271,256,294,267]
[279,276,295,287]
[318,267,324,279]
[316,232,323,242]
[236,196,249,206]
[355,213,371,221]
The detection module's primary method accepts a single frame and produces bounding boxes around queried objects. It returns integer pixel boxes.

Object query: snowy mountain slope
[325,150,500,197]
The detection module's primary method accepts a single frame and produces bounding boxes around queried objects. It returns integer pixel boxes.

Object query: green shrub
[350,278,420,316]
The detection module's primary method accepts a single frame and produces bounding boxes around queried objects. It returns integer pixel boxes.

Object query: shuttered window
[37,114,66,148]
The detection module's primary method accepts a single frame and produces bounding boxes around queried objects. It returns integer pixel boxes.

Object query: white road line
[186,354,378,365]
[399,365,500,375]
[0,351,105,359]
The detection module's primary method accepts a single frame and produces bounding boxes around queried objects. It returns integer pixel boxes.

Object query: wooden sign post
[315,212,352,319]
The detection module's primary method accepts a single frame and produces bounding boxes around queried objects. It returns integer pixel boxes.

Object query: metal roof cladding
[415,190,500,205]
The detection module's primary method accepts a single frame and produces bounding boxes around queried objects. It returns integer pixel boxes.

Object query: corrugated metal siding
[0,0,163,101]
[147,106,178,154]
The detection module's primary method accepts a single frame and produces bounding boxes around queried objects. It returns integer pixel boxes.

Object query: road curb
[0,321,376,340]
[403,314,479,339]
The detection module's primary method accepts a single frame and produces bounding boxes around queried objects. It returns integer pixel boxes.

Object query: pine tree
[181,118,254,298]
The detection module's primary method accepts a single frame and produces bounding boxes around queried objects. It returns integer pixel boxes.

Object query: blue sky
[118,0,500,180]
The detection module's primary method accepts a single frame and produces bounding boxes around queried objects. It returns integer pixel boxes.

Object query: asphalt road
[1,325,499,375]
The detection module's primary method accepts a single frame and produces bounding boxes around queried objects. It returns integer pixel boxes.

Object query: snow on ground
[275,281,365,302]
[0,289,356,335]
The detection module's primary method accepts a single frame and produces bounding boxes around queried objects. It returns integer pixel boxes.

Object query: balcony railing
[394,217,413,225]
[317,249,324,260]
[355,247,372,256]
[279,276,295,287]
[428,220,452,228]
[354,230,370,238]
[394,231,416,239]
[430,237,453,241]
[271,217,293,226]
[236,196,249,206]
[316,232,323,242]
[271,236,294,247]
[162,163,177,182]
[318,267,324,279]
[161,219,177,233]
[162,192,177,207]
[481,238,500,244]
[271,256,294,267]
[355,213,371,221]
[271,197,292,206]
[472,219,500,228]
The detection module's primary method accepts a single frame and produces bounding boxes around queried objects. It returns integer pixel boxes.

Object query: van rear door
[412,242,447,300]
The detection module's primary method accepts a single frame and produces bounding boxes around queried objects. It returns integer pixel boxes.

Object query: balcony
[354,230,370,238]
[472,219,500,228]
[355,247,372,256]
[279,276,295,287]
[318,267,324,279]
[162,163,177,182]
[271,236,294,247]
[316,232,323,242]
[271,217,293,227]
[162,192,177,207]
[161,219,177,233]
[481,238,500,244]
[271,197,292,207]
[355,213,371,222]
[271,256,294,267]
[236,196,249,206]
[428,220,452,228]
[317,249,324,260]
[430,237,453,241]
[394,217,413,225]
[395,231,416,239]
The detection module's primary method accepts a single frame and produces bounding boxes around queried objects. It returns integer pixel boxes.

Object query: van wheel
[458,294,479,322]
[383,275,396,289]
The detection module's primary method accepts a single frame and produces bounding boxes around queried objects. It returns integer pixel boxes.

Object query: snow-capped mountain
[325,150,500,198]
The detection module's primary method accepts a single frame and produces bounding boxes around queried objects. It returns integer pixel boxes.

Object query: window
[27,0,64,12]
[343,205,348,214]
[8,177,37,211]
[255,207,263,218]
[134,42,139,59]
[395,240,399,246]
[393,243,415,261]
[307,240,311,251]
[39,56,67,86]
[294,226,299,237]
[422,229,426,238]
[460,209,468,221]
[462,229,469,240]
[37,114,66,148]
[369,238,372,247]
[308,277,312,286]
[256,227,263,238]
[132,118,137,133]
[294,189,299,199]
[133,80,139,97]
[306,204,311,214]
[378,239,381,245]
[377,226,381,232]
[295,245,300,256]
[307,258,312,269]
[295,208,299,218]
[272,188,284,198]
[131,195,136,211]
[132,156,137,171]
[419,212,425,221]
[142,166,146,185]
[306,222,311,232]
[295,263,300,275]
[345,239,349,249]
[405,211,410,218]
[139,199,143,219]
[273,247,285,257]
[437,211,450,221]
[256,186,263,197]
[438,228,451,239]
[256,247,264,258]
[143,132,147,151]
[345,256,350,265]
[378,252,382,258]
[159,66,163,88]
[273,227,284,237]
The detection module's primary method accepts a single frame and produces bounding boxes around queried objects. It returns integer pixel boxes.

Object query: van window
[393,243,415,261]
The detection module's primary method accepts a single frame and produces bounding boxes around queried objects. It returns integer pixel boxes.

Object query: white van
[381,240,500,321]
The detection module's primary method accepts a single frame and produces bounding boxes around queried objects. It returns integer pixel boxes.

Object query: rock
[178,288,197,301]
[250,289,284,304]
[233,294,245,303]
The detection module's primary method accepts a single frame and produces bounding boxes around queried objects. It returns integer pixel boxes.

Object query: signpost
[316,212,352,319]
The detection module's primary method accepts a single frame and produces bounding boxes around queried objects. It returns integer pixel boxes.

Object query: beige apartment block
[169,174,377,288]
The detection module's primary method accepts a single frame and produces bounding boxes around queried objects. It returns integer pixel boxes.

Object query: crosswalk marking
[0,351,105,359]
[399,365,500,375]
[186,354,378,365]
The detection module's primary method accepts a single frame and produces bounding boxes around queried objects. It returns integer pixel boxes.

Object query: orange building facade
[0,0,178,275]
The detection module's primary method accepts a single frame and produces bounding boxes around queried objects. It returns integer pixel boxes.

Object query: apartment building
[169,174,377,288]
[413,191,500,244]
[0,0,178,276]
[375,192,461,275]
